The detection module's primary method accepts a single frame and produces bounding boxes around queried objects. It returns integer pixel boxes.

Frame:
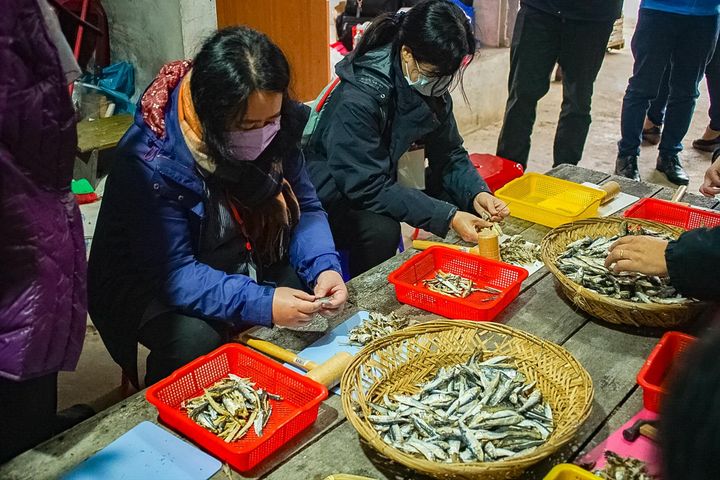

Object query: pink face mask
[226,118,281,161]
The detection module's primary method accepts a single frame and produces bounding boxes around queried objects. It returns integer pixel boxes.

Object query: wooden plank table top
[1,165,713,480]
[76,114,133,153]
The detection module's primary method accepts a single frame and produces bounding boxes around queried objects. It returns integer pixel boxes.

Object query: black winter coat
[304,45,490,238]
[666,227,720,301]
[521,0,623,22]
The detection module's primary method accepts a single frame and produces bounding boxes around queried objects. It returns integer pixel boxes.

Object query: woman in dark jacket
[88,27,347,386]
[304,0,509,277]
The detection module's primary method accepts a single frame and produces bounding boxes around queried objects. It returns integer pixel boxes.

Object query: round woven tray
[341,320,593,480]
[541,217,704,328]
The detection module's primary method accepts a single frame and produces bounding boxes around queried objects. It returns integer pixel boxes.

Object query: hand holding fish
[473,192,510,222]
[451,211,493,242]
[605,236,669,277]
[700,156,720,197]
[313,270,348,313]
[271,287,323,328]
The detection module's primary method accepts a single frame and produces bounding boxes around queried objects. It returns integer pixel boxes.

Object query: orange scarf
[177,73,215,173]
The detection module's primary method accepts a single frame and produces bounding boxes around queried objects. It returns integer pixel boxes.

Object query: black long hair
[660,327,720,480]
[189,26,294,168]
[352,0,475,90]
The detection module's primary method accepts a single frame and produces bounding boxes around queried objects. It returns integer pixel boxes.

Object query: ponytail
[351,11,406,60]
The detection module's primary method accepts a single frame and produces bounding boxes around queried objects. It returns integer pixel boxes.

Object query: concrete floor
[58,4,716,412]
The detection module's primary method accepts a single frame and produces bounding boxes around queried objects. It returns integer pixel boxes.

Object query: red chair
[470,153,524,193]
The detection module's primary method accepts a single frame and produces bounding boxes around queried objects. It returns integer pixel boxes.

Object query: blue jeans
[618,8,719,157]
[648,34,720,131]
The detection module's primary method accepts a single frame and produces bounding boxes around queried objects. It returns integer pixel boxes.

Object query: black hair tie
[393,10,406,25]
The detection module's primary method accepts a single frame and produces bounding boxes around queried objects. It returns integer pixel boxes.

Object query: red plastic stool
[470,153,524,193]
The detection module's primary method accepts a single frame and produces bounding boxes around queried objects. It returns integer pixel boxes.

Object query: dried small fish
[477,210,504,237]
[366,353,554,464]
[182,375,282,442]
[347,312,410,347]
[422,270,501,301]
[592,451,657,480]
[556,223,693,304]
[500,235,541,266]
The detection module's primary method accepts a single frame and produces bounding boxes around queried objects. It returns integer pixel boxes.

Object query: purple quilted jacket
[0,0,87,381]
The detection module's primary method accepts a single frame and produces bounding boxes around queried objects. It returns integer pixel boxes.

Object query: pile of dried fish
[500,235,541,266]
[347,312,410,347]
[592,451,657,480]
[182,374,282,442]
[366,354,553,464]
[423,270,502,301]
[556,223,691,304]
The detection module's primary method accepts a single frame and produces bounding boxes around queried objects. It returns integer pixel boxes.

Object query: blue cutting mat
[285,310,369,394]
[62,421,222,480]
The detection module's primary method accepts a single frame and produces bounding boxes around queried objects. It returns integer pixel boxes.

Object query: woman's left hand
[604,235,670,276]
[473,192,510,222]
[313,270,348,313]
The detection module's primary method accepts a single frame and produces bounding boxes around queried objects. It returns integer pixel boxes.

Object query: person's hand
[313,270,348,314]
[271,287,322,328]
[604,235,669,277]
[700,156,720,197]
[473,192,510,222]
[451,211,492,242]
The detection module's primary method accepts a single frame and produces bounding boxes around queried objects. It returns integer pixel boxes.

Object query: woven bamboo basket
[541,217,704,328]
[341,320,593,480]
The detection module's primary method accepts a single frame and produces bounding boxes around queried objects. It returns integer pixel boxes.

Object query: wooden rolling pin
[412,240,479,254]
[243,337,319,371]
[599,181,621,205]
[240,335,352,389]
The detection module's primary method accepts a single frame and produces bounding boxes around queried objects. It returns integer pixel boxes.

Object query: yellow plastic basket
[495,173,606,227]
[543,464,599,480]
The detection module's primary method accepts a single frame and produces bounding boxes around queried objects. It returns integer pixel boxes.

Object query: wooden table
[2,165,717,480]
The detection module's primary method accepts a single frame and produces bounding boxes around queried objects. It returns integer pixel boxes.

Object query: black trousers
[138,261,305,386]
[0,373,58,463]
[496,6,614,168]
[326,205,401,279]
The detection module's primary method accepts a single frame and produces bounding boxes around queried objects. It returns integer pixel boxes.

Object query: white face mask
[403,55,452,97]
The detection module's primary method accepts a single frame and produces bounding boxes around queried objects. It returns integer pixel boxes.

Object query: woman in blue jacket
[88,27,347,386]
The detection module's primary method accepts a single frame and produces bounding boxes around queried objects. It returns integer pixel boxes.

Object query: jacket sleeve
[665,226,720,300]
[324,89,458,237]
[425,95,490,213]
[285,150,343,286]
[118,158,275,327]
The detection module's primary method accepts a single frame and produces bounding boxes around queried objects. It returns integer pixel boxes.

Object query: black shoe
[656,154,689,186]
[692,136,720,152]
[615,154,641,181]
[642,125,661,145]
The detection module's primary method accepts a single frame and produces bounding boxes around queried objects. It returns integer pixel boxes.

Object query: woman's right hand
[451,211,493,243]
[700,156,720,197]
[271,287,322,328]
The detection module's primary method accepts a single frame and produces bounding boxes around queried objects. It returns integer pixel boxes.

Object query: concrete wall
[103,0,217,101]
[474,0,519,47]
[452,47,510,136]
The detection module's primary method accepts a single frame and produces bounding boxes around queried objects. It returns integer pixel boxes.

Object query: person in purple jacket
[0,0,89,462]
[87,27,347,387]
[615,0,720,184]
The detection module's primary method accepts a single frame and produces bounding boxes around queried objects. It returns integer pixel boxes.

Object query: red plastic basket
[624,197,720,230]
[470,153,524,193]
[388,246,528,321]
[146,343,328,472]
[637,331,696,413]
